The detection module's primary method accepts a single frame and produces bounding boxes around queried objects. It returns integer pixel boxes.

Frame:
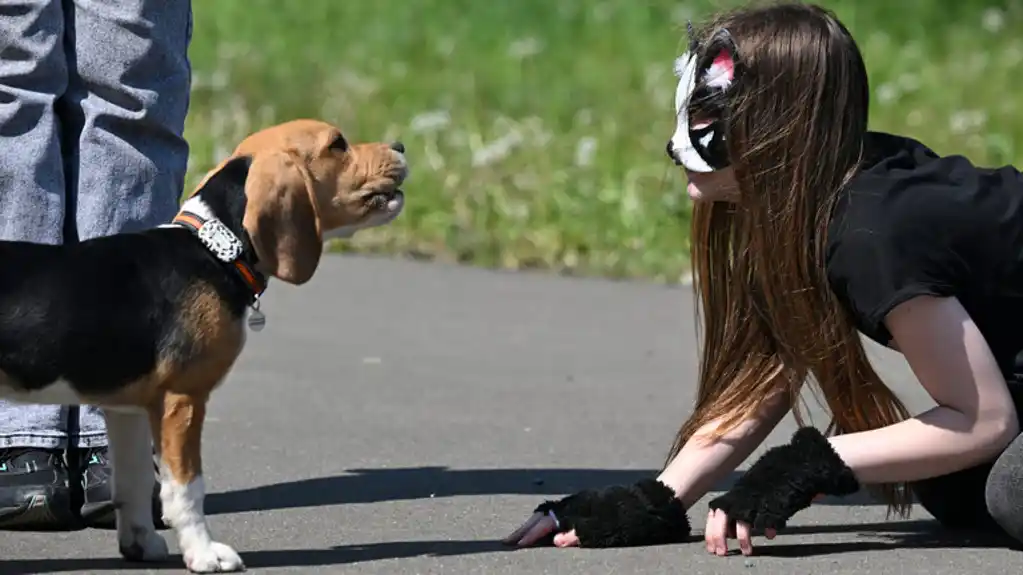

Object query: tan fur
[153,281,245,485]
[194,119,407,285]
[243,150,323,284]
[153,391,209,484]
[177,281,237,360]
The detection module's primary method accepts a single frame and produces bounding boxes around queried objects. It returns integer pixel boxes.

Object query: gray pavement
[3,254,1022,574]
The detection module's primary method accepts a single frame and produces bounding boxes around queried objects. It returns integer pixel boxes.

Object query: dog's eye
[328,133,349,153]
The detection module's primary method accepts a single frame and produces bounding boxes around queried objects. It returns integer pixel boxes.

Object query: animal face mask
[669,24,739,173]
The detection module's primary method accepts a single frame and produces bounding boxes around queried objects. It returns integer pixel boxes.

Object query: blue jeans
[0,0,192,449]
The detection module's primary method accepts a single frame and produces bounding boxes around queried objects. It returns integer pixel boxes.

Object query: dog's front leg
[105,409,169,563]
[152,391,245,573]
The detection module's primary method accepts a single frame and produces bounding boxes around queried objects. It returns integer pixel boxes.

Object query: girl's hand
[502,512,580,547]
[502,479,690,549]
[704,491,825,556]
[704,508,777,556]
[706,426,859,557]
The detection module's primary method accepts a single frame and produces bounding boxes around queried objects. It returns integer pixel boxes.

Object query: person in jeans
[0,0,193,529]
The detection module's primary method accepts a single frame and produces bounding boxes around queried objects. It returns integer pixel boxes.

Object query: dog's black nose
[390,141,405,154]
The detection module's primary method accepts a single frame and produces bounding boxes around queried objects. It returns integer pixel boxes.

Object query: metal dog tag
[248,300,266,332]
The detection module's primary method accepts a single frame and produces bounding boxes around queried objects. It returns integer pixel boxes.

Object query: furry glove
[533,478,691,547]
[707,427,860,530]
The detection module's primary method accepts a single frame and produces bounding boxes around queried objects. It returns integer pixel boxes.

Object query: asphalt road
[3,255,1022,574]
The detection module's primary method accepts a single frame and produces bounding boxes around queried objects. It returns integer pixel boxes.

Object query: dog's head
[193,119,408,285]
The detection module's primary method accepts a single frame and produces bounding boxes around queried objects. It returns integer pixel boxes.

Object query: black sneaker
[0,448,77,531]
[75,447,166,530]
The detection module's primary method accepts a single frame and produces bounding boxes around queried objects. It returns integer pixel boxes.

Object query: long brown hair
[667,2,914,515]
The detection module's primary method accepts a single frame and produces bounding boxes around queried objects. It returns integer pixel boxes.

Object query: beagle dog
[0,119,408,572]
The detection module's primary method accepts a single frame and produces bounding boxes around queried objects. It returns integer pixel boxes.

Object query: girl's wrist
[654,470,686,499]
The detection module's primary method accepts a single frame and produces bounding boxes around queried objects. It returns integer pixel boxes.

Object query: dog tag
[248,300,266,332]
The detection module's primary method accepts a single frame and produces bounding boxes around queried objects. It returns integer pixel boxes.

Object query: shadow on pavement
[0,539,511,574]
[1,521,1016,573]
[752,520,1022,557]
[204,466,882,515]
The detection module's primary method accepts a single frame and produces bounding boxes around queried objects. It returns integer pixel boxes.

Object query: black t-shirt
[825,131,1023,381]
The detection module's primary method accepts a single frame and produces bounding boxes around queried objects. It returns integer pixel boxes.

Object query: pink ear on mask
[704,49,735,90]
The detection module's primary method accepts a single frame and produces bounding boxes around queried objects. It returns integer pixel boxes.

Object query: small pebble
[744,559,755,568]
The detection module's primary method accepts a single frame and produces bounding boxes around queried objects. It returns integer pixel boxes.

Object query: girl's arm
[703,294,1020,558]
[829,294,1019,484]
[659,389,791,508]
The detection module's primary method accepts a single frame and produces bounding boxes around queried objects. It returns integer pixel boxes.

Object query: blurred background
[185,0,1023,284]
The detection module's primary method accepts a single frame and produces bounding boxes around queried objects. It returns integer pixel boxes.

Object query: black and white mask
[668,25,738,173]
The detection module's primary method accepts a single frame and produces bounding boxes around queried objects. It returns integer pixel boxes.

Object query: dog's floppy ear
[242,150,323,285]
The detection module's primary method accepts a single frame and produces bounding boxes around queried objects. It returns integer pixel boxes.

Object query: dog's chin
[362,189,404,226]
[381,189,404,217]
[321,191,405,241]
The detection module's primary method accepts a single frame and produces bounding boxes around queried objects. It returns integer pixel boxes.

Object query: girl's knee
[984,439,1023,543]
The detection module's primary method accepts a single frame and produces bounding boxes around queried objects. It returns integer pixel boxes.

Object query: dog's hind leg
[106,408,170,563]
[152,390,244,573]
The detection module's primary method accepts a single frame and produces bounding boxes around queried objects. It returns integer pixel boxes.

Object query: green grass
[185,0,1023,283]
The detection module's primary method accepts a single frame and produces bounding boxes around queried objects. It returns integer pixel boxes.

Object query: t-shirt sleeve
[826,196,973,344]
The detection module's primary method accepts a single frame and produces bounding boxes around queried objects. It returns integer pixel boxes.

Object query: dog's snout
[390,141,405,154]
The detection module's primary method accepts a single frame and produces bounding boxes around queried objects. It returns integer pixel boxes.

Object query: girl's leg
[985,431,1023,544]
[911,381,1023,537]
[911,462,1002,531]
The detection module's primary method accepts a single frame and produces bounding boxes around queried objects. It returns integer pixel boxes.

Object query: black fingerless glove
[708,427,860,531]
[533,478,691,548]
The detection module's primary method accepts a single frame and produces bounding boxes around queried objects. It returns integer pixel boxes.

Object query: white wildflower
[949,109,987,134]
[410,110,452,133]
[575,137,598,167]
[508,37,543,60]
[982,8,1005,33]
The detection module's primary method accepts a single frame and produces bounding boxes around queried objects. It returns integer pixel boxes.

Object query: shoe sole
[0,493,79,531]
[80,500,118,529]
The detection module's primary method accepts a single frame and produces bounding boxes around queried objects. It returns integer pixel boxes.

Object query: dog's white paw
[118,526,170,562]
[184,541,246,573]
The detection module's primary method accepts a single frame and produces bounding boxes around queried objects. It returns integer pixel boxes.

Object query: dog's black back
[0,156,257,396]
